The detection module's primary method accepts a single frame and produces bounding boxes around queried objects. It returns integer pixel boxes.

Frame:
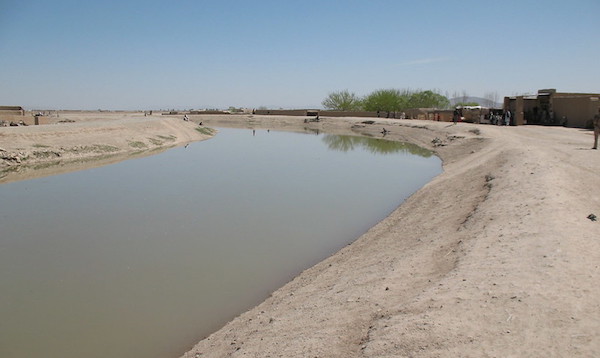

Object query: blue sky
[1,0,599,110]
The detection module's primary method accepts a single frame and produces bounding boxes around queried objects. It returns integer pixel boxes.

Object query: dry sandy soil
[181,115,600,358]
[0,112,214,184]
[2,113,599,357]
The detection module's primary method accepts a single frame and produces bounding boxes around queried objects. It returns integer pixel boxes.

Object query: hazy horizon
[2,0,599,110]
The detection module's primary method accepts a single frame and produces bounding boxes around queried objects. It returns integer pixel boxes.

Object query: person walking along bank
[593,107,600,150]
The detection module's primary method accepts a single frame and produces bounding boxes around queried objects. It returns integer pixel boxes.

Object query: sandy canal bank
[0,112,215,184]
[178,114,600,357]
[2,113,599,356]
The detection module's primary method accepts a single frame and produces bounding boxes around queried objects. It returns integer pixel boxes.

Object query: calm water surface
[0,128,441,358]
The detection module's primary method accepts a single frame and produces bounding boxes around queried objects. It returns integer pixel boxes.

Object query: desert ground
[1,112,599,357]
[0,112,214,184]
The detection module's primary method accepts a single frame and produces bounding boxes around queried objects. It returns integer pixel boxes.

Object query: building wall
[254,109,387,118]
[505,90,600,128]
[320,110,380,118]
[252,108,490,123]
[0,106,24,117]
[436,111,454,122]
[0,106,27,125]
[403,108,455,121]
[188,110,229,115]
[0,106,24,113]
[553,96,600,128]
[253,109,310,116]
[0,114,46,126]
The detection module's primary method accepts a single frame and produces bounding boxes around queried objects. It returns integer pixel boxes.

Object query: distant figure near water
[593,107,600,150]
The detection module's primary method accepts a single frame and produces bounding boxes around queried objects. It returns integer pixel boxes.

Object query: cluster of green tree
[322,89,450,112]
[454,102,480,107]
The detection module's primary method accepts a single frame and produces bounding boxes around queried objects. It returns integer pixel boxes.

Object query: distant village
[2,88,599,129]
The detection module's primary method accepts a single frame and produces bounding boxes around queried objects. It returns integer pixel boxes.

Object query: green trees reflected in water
[322,135,433,157]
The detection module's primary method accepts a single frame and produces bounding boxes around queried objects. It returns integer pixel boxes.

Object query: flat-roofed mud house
[504,89,600,128]
[0,106,26,125]
[0,106,24,117]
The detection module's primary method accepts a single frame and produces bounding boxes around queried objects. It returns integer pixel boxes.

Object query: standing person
[593,107,600,150]
[453,108,460,125]
[504,109,512,126]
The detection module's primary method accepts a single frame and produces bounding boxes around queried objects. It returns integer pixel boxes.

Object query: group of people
[181,114,203,126]
[452,108,511,126]
[488,110,512,126]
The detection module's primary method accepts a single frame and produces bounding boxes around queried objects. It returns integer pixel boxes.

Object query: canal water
[0,128,441,358]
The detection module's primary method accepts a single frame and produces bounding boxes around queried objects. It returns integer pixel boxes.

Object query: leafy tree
[406,90,450,109]
[362,89,408,112]
[321,90,362,111]
[455,101,480,107]
[321,88,451,112]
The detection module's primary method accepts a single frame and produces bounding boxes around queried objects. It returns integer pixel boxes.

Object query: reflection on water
[322,134,434,156]
[0,128,441,358]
